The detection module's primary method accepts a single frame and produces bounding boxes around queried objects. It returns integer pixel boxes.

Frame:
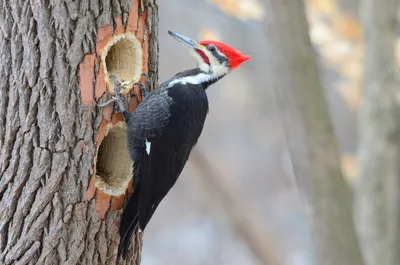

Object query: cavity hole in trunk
[95,126,132,196]
[102,33,143,93]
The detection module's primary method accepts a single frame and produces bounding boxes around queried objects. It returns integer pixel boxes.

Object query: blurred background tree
[355,0,400,265]
[263,0,363,264]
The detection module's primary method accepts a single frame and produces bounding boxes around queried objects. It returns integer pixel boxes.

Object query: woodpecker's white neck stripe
[167,64,229,88]
[167,72,218,87]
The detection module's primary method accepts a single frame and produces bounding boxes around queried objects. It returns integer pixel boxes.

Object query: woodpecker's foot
[141,73,151,92]
[96,75,127,112]
[133,73,151,99]
[112,75,127,113]
[97,98,116,108]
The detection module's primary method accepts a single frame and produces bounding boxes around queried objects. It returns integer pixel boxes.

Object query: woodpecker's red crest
[168,31,251,76]
[200,40,251,69]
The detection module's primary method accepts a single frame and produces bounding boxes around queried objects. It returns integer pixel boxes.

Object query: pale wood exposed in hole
[103,33,143,93]
[95,125,133,196]
[0,0,158,264]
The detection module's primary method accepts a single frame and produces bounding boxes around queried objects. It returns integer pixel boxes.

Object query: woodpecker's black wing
[137,138,191,229]
[123,87,173,140]
[123,70,204,140]
[118,82,209,259]
[118,87,172,258]
[138,82,209,229]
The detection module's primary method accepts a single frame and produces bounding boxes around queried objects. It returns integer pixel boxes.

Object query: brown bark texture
[263,1,364,264]
[0,0,158,264]
[355,0,400,264]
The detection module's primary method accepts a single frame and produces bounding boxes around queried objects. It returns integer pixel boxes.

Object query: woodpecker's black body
[117,69,216,257]
[98,30,251,260]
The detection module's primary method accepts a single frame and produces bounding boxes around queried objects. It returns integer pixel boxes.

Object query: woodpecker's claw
[133,82,148,99]
[133,73,151,99]
[97,75,148,110]
[111,75,127,113]
[97,97,116,107]
[141,73,151,91]
[96,75,125,109]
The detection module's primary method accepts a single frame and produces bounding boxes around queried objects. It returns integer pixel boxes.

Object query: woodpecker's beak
[168,30,205,52]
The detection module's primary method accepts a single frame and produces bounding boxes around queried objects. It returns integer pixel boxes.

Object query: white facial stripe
[215,48,227,60]
[189,49,210,72]
[203,48,228,69]
[204,49,217,65]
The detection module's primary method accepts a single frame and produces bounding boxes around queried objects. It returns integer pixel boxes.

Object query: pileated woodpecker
[99,30,250,259]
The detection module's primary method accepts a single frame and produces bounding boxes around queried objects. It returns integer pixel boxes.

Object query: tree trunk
[355,0,400,264]
[263,1,364,264]
[0,0,158,264]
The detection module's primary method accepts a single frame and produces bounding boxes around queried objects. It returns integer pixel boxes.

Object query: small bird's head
[168,30,251,78]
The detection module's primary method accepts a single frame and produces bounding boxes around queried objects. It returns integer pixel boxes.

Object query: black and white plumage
[99,31,251,260]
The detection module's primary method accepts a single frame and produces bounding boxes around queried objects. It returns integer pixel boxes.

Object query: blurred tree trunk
[0,0,158,264]
[263,1,364,264]
[355,0,400,265]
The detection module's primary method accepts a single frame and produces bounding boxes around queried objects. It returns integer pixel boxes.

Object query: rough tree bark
[355,0,400,264]
[263,1,364,264]
[0,1,158,264]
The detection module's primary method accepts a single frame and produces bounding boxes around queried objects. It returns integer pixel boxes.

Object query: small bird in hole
[98,30,251,260]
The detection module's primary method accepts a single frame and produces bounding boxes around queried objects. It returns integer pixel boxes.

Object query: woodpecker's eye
[207,45,216,52]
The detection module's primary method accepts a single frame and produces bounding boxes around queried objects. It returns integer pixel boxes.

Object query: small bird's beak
[168,30,206,52]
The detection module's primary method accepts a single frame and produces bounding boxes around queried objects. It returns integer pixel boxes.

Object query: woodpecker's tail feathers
[117,184,140,260]
[117,140,147,260]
